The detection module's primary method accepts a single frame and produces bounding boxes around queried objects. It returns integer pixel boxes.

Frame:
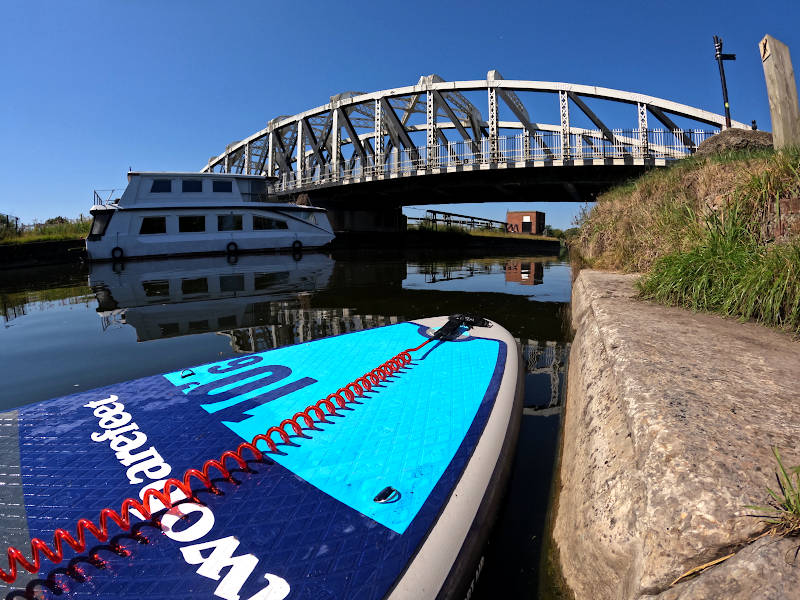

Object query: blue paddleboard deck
[0,318,519,600]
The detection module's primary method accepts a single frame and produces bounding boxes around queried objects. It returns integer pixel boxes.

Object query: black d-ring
[373,486,401,503]
[226,241,238,254]
[111,246,124,260]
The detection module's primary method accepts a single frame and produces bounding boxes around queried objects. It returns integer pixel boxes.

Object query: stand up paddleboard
[0,315,522,600]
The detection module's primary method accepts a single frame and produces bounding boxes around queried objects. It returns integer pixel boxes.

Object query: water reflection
[85,254,571,353]
[89,254,334,341]
[506,259,544,285]
[0,252,572,599]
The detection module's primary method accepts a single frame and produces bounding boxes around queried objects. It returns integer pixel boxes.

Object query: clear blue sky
[2,0,798,229]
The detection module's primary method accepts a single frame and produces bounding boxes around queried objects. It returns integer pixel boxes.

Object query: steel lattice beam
[201,71,748,190]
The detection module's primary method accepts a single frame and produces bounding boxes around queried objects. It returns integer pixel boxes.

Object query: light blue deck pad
[163,322,500,534]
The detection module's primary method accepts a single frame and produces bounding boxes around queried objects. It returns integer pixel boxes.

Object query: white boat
[86,172,334,261]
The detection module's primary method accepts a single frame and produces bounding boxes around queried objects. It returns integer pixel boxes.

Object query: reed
[745,448,800,538]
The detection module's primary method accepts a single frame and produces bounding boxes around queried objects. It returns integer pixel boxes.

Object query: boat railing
[93,189,120,206]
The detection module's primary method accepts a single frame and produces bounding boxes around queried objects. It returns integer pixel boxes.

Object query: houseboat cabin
[86,172,334,261]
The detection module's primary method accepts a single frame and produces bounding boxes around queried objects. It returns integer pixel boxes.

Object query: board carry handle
[433,314,492,341]
[0,334,450,585]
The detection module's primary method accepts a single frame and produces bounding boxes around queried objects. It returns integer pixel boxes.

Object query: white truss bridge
[201,70,748,197]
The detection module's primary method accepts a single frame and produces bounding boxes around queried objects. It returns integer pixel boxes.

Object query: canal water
[0,251,572,599]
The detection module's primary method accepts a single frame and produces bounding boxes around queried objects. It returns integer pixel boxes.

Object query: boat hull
[86,207,334,261]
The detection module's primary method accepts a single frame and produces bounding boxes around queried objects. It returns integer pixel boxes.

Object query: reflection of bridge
[201,71,748,230]
[219,305,569,416]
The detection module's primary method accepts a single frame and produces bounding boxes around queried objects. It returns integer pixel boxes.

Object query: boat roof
[128,171,276,181]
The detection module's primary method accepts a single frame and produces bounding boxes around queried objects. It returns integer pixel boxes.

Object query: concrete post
[760,35,800,148]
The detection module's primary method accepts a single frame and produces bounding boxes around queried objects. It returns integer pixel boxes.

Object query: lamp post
[713,35,736,128]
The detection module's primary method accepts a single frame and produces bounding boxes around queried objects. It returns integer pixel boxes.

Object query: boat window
[253,215,288,230]
[218,214,243,231]
[140,216,167,234]
[218,315,237,328]
[158,323,179,337]
[220,274,245,292]
[179,215,205,232]
[150,179,172,193]
[181,277,208,294]
[88,211,113,240]
[254,271,290,290]
[188,320,209,333]
[299,212,318,225]
[182,180,203,193]
[246,179,268,202]
[142,280,169,297]
[213,180,233,193]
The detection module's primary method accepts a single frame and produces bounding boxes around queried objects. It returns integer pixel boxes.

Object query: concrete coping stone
[554,269,800,599]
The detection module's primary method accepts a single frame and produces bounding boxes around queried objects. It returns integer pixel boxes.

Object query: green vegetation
[746,448,800,538]
[639,204,800,332]
[574,146,800,333]
[0,215,91,244]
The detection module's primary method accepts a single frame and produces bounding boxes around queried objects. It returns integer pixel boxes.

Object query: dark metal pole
[713,35,736,128]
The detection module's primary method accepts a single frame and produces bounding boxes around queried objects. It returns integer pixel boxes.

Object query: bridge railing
[271,129,715,193]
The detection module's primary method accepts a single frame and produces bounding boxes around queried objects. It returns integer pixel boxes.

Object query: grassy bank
[0,217,90,244]
[575,147,800,333]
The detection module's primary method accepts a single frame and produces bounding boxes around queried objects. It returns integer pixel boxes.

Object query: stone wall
[553,270,800,599]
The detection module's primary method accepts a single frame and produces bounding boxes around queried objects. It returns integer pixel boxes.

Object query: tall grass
[0,218,91,244]
[576,146,800,333]
[575,147,800,272]
[638,201,800,333]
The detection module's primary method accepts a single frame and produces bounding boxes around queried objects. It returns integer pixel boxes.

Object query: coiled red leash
[0,337,435,585]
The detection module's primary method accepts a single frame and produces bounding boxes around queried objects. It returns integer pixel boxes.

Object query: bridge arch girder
[201,70,749,192]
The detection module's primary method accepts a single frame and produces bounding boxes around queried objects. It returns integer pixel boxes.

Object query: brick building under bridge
[506,210,545,234]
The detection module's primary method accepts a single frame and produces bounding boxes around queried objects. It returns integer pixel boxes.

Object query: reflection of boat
[1,316,522,600]
[87,172,334,261]
[89,254,334,341]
